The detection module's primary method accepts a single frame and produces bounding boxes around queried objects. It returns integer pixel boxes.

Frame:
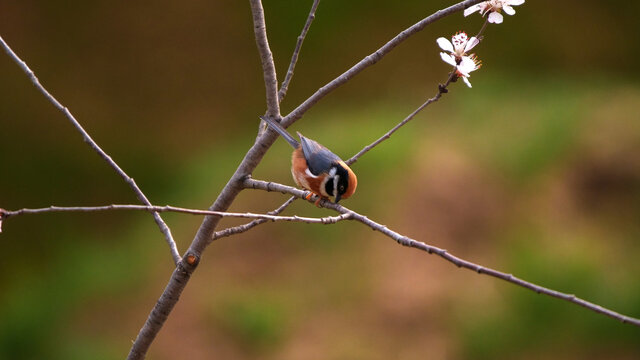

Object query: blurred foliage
[209,291,290,352]
[1,0,640,359]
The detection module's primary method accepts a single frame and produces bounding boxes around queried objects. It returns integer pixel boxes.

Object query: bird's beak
[334,193,342,203]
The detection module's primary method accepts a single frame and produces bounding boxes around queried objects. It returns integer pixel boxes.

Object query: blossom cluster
[436,0,525,88]
[437,32,480,88]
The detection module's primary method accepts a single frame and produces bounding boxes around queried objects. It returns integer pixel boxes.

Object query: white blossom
[437,32,482,88]
[436,31,479,63]
[455,54,481,88]
[464,0,525,24]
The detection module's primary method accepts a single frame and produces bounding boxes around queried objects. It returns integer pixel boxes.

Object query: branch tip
[0,208,5,233]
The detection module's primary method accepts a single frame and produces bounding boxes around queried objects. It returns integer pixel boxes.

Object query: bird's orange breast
[291,147,327,196]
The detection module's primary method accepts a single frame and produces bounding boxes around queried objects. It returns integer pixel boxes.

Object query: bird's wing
[298,133,341,176]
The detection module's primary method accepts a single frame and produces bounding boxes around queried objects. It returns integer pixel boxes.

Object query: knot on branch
[184,253,200,267]
[266,182,276,192]
[397,236,410,246]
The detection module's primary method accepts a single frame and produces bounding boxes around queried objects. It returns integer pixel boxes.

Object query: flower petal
[508,0,525,6]
[462,76,472,88]
[436,37,454,52]
[440,52,457,67]
[464,36,480,52]
[458,56,477,74]
[503,5,516,15]
[464,4,482,17]
[457,68,470,77]
[488,11,503,24]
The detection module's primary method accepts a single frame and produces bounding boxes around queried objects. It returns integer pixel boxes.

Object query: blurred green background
[1,0,640,359]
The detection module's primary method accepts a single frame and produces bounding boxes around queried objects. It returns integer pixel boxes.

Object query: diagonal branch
[346,72,456,165]
[278,0,321,103]
[347,211,640,327]
[243,178,640,328]
[0,35,181,265]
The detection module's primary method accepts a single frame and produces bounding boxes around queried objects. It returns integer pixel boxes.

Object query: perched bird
[260,116,357,204]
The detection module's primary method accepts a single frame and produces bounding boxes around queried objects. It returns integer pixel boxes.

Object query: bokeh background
[1,0,640,359]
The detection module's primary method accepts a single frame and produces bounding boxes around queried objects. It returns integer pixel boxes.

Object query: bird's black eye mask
[325,165,349,200]
[324,174,335,197]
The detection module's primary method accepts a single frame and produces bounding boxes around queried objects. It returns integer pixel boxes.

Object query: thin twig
[243,178,640,327]
[0,35,181,265]
[278,0,321,103]
[346,72,457,165]
[475,18,489,40]
[212,196,297,242]
[1,201,305,240]
[1,203,348,225]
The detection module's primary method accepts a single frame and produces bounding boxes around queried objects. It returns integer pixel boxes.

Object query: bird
[259,116,357,204]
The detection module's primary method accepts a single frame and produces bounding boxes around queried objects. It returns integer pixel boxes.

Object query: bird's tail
[259,116,300,149]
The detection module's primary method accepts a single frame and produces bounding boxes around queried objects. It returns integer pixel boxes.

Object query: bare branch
[213,196,297,241]
[1,203,349,225]
[127,260,192,360]
[278,0,321,103]
[346,72,456,165]
[244,178,640,327]
[244,178,310,199]
[0,35,181,265]
[346,211,640,327]
[251,0,281,118]
[279,0,485,128]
